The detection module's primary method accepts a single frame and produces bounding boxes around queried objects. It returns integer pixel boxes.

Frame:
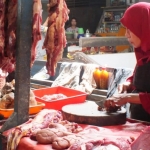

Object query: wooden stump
[62,101,126,126]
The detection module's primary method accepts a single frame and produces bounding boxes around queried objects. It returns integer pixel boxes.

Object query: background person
[35,17,48,60]
[66,17,78,33]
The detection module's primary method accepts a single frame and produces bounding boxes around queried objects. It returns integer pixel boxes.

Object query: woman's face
[71,19,77,26]
[125,28,141,48]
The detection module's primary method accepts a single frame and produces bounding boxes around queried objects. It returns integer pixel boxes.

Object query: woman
[66,17,78,33]
[35,18,48,60]
[105,2,150,122]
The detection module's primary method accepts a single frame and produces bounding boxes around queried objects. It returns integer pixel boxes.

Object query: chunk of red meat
[131,126,150,150]
[43,0,69,76]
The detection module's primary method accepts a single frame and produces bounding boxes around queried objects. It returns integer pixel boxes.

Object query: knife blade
[95,99,106,109]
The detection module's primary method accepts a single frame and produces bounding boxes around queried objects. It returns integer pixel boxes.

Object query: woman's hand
[104,93,128,108]
[104,93,141,109]
[118,81,133,94]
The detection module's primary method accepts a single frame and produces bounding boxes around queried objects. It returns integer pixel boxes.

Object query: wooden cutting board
[62,101,126,126]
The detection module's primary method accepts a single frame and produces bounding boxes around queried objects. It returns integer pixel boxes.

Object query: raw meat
[52,134,81,149]
[59,120,83,133]
[0,0,15,73]
[67,127,133,150]
[98,104,121,113]
[4,0,17,63]
[0,92,14,109]
[34,121,146,150]
[0,81,37,108]
[131,126,150,150]
[35,128,69,144]
[36,122,141,150]
[0,0,18,73]
[34,121,83,145]
[5,120,147,150]
[41,93,67,101]
[0,0,42,73]
[35,121,83,149]
[43,0,69,76]
[7,109,63,150]
[49,122,68,131]
[0,0,6,56]
[50,122,147,150]
[1,81,14,96]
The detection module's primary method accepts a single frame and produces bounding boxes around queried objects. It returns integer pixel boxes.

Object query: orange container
[0,102,45,118]
[33,86,87,110]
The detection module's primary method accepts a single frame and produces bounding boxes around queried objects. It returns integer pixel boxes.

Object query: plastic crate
[33,86,87,110]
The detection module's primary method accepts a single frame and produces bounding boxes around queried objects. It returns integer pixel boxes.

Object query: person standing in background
[41,17,48,32]
[66,17,78,33]
[35,17,48,60]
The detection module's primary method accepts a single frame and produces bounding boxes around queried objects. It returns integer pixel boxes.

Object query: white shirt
[66,27,78,33]
[35,25,47,60]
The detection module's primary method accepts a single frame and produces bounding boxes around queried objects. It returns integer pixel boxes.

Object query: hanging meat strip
[4,0,17,63]
[0,0,15,73]
[0,0,5,56]
[0,0,14,71]
[43,0,69,76]
[0,0,42,73]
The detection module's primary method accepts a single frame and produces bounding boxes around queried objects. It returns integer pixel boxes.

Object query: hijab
[120,2,150,54]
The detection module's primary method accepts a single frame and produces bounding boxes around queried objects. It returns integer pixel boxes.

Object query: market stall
[3,118,150,150]
[0,0,149,150]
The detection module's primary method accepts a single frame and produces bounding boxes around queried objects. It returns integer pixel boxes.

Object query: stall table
[2,118,149,150]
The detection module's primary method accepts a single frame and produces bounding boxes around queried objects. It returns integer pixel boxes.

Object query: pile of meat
[131,125,150,149]
[98,104,121,113]
[7,109,64,150]
[0,0,42,73]
[0,0,69,76]
[43,0,69,76]
[0,80,37,109]
[41,93,67,101]
[6,109,147,150]
[96,100,121,113]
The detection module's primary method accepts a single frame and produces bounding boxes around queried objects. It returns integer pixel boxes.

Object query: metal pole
[0,0,33,132]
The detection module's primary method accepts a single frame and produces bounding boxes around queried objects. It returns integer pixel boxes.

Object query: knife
[95,99,106,110]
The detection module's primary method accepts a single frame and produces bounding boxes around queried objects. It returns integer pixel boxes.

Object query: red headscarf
[121,2,150,53]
